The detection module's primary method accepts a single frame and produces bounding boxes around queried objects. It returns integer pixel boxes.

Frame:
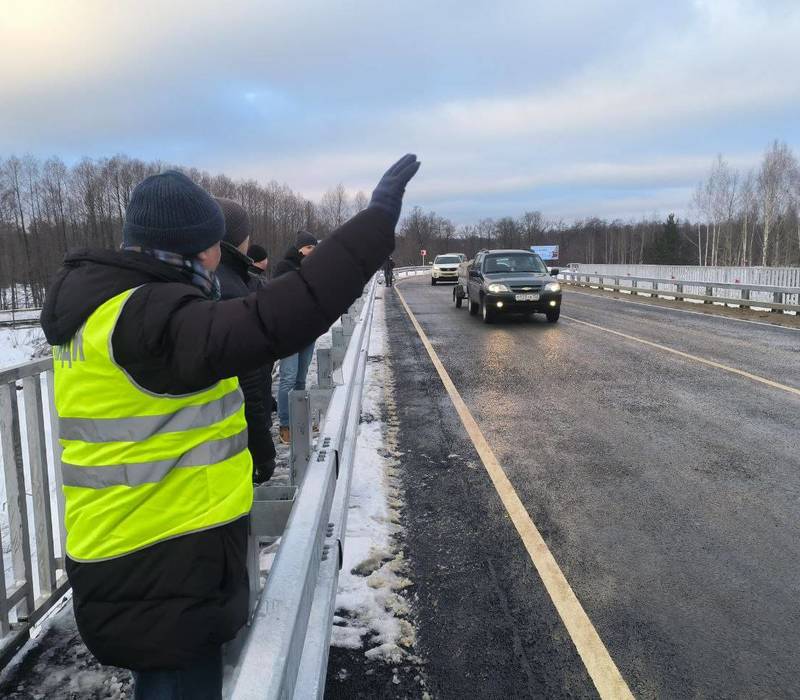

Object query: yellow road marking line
[562,315,800,398]
[394,283,635,700]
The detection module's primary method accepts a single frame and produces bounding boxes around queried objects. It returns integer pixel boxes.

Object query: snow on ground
[329,293,419,668]
[0,326,48,369]
[0,597,134,699]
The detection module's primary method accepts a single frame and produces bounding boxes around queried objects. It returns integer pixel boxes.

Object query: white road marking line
[564,288,800,332]
[395,282,635,700]
[562,315,800,398]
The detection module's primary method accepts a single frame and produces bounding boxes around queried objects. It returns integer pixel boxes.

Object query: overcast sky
[2,0,799,223]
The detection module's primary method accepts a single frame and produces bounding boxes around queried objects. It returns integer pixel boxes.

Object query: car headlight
[487,283,510,293]
[545,282,561,292]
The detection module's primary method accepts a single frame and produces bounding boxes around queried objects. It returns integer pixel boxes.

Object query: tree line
[0,154,368,309]
[2,140,799,309]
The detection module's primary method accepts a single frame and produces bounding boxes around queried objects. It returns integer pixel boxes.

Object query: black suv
[454,249,562,323]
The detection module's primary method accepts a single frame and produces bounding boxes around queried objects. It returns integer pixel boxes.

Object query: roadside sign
[531,245,559,260]
[420,249,427,256]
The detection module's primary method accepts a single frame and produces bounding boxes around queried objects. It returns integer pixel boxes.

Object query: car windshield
[435,255,461,264]
[484,253,547,274]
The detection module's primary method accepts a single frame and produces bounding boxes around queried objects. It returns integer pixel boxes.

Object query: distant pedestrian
[383,256,396,286]
[215,198,276,483]
[244,243,278,415]
[275,230,318,444]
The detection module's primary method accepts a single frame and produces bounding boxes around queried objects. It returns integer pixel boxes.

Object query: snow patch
[330,295,418,666]
[0,326,48,369]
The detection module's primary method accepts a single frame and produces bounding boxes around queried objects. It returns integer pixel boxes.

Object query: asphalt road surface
[385,276,800,699]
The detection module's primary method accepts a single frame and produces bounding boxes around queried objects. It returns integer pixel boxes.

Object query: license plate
[515,293,539,301]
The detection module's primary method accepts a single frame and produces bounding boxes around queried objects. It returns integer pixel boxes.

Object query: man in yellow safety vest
[41,155,420,698]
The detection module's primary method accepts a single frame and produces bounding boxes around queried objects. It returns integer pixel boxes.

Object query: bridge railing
[227,277,378,699]
[0,358,69,667]
[392,265,431,279]
[0,308,42,330]
[561,271,800,314]
[560,263,800,288]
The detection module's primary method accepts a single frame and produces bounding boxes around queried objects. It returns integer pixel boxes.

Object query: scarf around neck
[121,245,221,300]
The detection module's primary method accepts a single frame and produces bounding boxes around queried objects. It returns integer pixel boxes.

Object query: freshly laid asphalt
[384,277,800,699]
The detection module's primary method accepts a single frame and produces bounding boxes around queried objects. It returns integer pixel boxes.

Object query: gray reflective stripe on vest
[58,388,244,443]
[61,429,249,488]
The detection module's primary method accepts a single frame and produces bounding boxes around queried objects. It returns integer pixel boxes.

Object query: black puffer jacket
[216,242,275,476]
[273,246,304,278]
[41,207,393,670]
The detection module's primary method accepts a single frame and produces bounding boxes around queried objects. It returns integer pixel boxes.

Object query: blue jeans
[277,342,315,427]
[133,650,222,699]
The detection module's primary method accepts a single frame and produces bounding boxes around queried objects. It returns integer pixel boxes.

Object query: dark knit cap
[215,197,251,247]
[247,243,267,263]
[295,230,318,248]
[123,171,224,256]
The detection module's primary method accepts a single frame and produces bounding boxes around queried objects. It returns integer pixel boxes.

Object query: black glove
[254,458,276,485]
[369,154,421,228]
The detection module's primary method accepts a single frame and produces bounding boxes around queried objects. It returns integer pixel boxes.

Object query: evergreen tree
[645,213,682,264]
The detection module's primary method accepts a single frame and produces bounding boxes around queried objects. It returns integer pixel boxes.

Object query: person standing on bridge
[246,243,269,280]
[382,255,395,286]
[215,197,276,484]
[274,230,318,445]
[41,154,420,699]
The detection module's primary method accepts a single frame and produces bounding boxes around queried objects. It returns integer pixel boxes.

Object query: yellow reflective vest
[53,287,253,562]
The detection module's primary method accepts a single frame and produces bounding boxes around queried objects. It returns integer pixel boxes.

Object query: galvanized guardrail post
[289,390,312,486]
[22,376,57,599]
[341,313,355,338]
[316,349,333,390]
[0,381,35,623]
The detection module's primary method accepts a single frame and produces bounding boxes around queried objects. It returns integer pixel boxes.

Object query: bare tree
[318,184,351,232]
[757,141,796,266]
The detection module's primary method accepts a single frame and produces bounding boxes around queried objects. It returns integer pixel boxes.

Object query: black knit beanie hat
[215,197,251,247]
[122,171,224,256]
[295,230,318,248]
[247,243,267,263]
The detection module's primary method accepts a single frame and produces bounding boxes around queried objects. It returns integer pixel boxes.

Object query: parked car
[454,249,562,323]
[431,254,463,285]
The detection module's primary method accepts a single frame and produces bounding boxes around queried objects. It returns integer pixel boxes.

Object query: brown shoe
[279,426,290,445]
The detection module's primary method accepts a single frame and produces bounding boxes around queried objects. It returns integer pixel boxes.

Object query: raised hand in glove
[369,154,421,228]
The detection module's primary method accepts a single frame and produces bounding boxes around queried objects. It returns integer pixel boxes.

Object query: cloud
[397,0,800,144]
[0,0,798,222]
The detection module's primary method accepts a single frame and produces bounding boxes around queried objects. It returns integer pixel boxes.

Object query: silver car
[431,254,464,285]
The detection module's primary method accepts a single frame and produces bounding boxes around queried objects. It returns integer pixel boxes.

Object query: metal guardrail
[561,263,800,289]
[227,278,378,698]
[392,265,431,280]
[0,280,381,697]
[561,271,800,314]
[0,308,42,330]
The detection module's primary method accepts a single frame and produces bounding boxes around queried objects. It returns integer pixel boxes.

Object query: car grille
[510,285,543,292]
